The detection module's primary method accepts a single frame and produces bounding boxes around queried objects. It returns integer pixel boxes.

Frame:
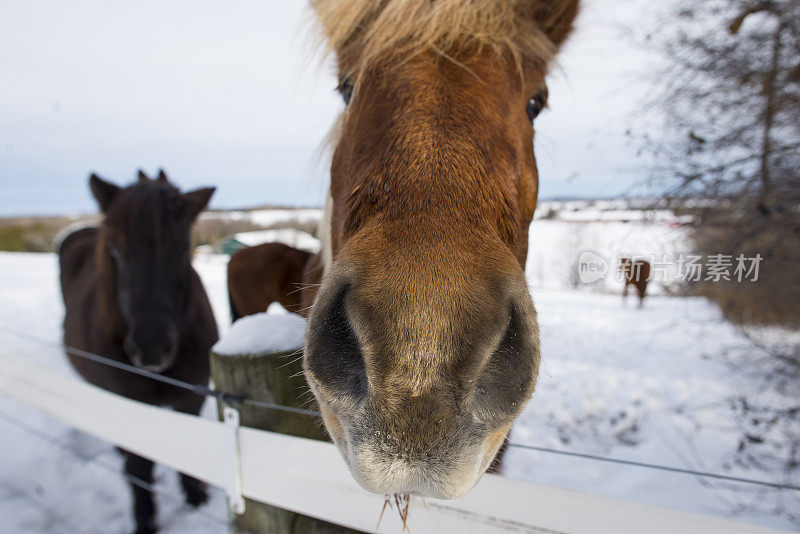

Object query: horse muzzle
[124,323,179,374]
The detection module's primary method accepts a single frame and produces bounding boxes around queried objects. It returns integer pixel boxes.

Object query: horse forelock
[103,181,185,250]
[312,0,565,86]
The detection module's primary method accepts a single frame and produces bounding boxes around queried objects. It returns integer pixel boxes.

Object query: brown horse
[235,0,579,499]
[58,170,218,534]
[227,242,313,320]
[620,257,651,308]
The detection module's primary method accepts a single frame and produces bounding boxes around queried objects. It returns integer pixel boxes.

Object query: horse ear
[137,169,150,182]
[157,169,169,183]
[528,0,580,52]
[89,173,120,212]
[182,187,215,220]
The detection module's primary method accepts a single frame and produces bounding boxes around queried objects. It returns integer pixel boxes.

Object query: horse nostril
[475,301,538,414]
[305,284,368,399]
[158,338,177,361]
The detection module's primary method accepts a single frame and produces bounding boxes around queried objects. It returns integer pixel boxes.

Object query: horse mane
[312,0,572,82]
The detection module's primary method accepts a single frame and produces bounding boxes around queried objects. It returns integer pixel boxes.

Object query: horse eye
[526,92,546,122]
[338,80,354,106]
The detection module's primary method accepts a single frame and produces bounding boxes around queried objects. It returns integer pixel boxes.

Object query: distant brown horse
[620,257,651,308]
[235,0,579,499]
[58,170,217,534]
[227,242,313,320]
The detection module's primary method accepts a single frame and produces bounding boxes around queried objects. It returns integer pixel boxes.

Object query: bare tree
[640,0,800,327]
[637,1,800,523]
[646,0,799,208]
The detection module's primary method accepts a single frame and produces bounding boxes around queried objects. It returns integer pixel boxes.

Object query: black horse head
[90,170,214,372]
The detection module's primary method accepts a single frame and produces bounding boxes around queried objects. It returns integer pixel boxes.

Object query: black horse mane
[104,180,187,249]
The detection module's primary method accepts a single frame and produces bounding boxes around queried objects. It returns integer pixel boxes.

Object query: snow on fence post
[210,313,361,534]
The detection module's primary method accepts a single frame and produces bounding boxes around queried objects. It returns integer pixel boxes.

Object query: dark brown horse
[620,257,651,308]
[236,0,579,499]
[227,242,312,321]
[58,170,218,534]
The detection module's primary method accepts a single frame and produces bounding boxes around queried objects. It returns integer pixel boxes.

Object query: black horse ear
[89,173,120,212]
[157,169,168,183]
[137,169,150,182]
[182,187,215,220]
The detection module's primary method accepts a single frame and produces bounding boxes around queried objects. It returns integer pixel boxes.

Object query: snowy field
[201,208,323,230]
[0,217,797,532]
[525,219,690,294]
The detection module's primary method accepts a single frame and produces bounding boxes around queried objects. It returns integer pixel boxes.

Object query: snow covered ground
[201,208,323,230]
[0,218,797,532]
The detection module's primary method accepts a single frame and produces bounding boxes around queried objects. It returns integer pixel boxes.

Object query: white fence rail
[0,352,788,534]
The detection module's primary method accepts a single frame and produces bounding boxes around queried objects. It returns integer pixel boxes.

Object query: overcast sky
[0,0,657,216]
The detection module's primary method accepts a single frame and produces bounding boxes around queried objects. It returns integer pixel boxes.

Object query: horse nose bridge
[355,247,528,357]
[130,282,174,312]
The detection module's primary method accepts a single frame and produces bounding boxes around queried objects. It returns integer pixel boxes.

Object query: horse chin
[319,405,501,500]
[138,360,174,374]
[347,440,487,500]
[127,348,178,374]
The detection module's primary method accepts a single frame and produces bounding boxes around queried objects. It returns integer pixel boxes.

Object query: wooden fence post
[210,313,362,534]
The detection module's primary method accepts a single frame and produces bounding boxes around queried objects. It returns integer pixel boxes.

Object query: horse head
[305,0,579,499]
[90,170,214,372]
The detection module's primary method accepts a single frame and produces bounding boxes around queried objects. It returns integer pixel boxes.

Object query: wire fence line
[0,324,318,417]
[1,322,799,494]
[504,442,800,492]
[0,408,229,530]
